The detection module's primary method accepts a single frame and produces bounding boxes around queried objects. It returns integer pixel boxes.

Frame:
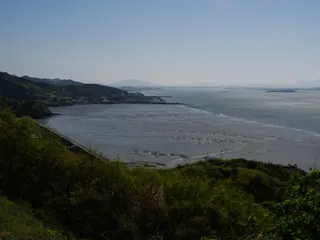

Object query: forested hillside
[0,71,127,99]
[0,97,54,118]
[0,72,55,99]
[0,196,73,239]
[22,75,82,86]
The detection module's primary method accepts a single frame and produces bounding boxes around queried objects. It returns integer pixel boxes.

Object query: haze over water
[41,89,320,170]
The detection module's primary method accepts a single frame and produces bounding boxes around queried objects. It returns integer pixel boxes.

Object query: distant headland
[264,88,297,93]
[0,72,179,118]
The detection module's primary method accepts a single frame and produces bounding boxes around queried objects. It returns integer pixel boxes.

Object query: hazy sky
[0,0,319,86]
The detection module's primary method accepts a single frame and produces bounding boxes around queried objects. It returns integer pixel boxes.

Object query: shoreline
[35,119,173,168]
[48,102,182,107]
[37,120,309,170]
[40,102,183,120]
[41,104,320,171]
[33,120,317,170]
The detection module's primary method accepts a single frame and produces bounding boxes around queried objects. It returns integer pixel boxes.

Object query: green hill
[0,71,127,99]
[22,75,82,86]
[60,83,127,98]
[0,72,55,100]
[0,97,55,119]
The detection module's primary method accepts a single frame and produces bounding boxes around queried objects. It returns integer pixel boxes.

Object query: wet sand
[40,104,320,170]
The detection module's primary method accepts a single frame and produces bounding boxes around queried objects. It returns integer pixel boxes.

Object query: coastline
[41,104,320,170]
[33,120,108,160]
[35,118,171,168]
[48,101,182,107]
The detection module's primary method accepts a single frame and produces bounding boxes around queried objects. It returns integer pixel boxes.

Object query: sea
[39,88,320,170]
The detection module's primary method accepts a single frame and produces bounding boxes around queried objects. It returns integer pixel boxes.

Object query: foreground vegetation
[0,196,71,240]
[0,108,319,239]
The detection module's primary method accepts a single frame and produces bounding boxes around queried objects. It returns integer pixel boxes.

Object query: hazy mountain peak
[21,75,81,86]
[114,79,152,87]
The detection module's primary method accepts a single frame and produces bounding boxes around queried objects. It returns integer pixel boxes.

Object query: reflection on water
[41,89,320,170]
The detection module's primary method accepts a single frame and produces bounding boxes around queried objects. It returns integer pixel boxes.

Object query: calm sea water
[164,88,320,134]
[40,88,320,169]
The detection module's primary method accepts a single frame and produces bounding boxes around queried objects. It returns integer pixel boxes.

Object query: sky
[0,0,319,86]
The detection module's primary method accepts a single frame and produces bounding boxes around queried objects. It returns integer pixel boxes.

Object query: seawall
[33,120,108,161]
[33,120,167,168]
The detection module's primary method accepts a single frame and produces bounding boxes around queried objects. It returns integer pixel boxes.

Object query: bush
[0,196,69,240]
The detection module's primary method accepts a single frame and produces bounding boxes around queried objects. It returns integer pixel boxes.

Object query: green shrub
[0,196,69,240]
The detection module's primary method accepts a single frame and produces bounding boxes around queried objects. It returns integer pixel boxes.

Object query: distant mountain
[0,72,56,100]
[113,79,153,87]
[22,76,82,86]
[0,71,127,100]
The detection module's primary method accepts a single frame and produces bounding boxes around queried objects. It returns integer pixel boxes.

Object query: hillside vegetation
[22,75,82,86]
[0,72,55,100]
[0,97,54,119]
[0,71,128,118]
[0,196,72,240]
[0,108,319,240]
[0,71,127,99]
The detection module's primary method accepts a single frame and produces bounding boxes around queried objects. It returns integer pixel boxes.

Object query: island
[120,86,163,91]
[264,88,297,93]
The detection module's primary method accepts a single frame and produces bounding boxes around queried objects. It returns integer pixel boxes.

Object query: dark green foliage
[0,72,39,99]
[0,97,54,118]
[177,159,309,204]
[0,196,70,239]
[0,109,319,240]
[0,71,127,118]
[21,75,82,86]
[0,71,127,101]
[61,84,127,98]
[202,158,305,181]
[265,171,320,240]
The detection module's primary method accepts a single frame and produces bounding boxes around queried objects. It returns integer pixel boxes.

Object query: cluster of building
[41,91,167,106]
[53,96,114,105]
